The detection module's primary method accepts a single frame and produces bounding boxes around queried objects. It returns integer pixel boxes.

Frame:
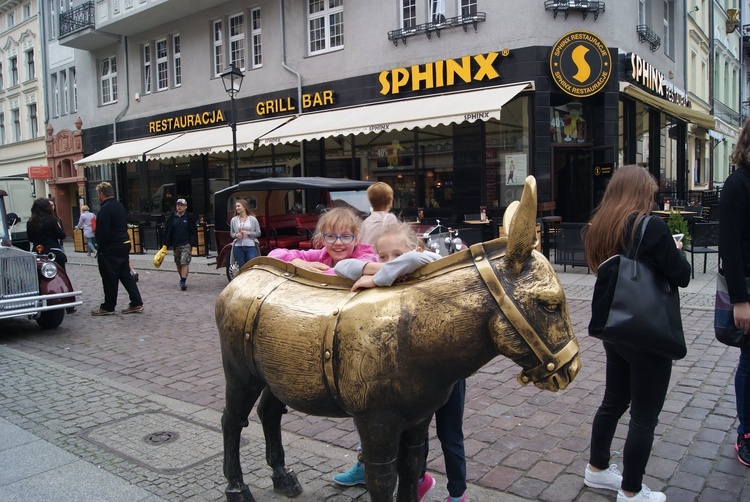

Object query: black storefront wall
[81,45,623,224]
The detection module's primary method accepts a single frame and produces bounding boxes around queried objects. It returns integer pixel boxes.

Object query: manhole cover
[144,431,179,445]
[80,411,223,473]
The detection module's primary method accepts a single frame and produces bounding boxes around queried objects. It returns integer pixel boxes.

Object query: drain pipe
[112,35,130,197]
[279,0,304,174]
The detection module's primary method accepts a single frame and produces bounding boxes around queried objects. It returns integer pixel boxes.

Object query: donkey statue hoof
[225,483,256,502]
[272,468,303,497]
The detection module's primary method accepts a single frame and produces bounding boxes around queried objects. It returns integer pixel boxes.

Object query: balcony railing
[59,1,95,38]
[544,0,605,20]
[636,24,661,52]
[387,12,486,46]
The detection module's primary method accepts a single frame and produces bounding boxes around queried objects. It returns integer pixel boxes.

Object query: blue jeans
[234,245,259,269]
[423,379,467,498]
[736,345,750,436]
[86,237,96,254]
[589,342,672,493]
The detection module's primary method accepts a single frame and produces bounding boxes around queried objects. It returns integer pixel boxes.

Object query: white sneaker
[617,485,666,502]
[584,463,622,491]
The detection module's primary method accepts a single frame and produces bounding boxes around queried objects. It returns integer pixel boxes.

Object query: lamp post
[220,64,245,184]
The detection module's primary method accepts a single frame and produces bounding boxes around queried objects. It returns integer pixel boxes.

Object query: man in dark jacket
[164,198,197,290]
[92,182,143,315]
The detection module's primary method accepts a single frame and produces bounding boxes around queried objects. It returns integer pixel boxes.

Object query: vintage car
[0,190,81,329]
[213,177,373,280]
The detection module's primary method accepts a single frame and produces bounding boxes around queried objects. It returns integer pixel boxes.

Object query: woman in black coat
[27,198,67,270]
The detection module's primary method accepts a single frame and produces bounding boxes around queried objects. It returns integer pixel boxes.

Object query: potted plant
[666,211,690,250]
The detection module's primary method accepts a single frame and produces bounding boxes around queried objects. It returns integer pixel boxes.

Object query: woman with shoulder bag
[583,165,691,502]
[720,118,750,467]
[230,199,261,270]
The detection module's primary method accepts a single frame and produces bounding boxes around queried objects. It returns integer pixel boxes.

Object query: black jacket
[27,216,65,253]
[164,211,198,248]
[95,197,130,255]
[719,165,750,303]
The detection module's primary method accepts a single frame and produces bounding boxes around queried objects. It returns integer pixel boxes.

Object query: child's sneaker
[417,473,435,501]
[333,461,365,486]
[584,463,622,491]
[616,485,666,502]
[737,433,750,467]
[445,495,466,502]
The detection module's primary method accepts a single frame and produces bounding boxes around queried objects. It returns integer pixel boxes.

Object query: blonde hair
[81,205,90,212]
[312,207,362,244]
[375,221,420,252]
[584,165,658,270]
[366,182,394,211]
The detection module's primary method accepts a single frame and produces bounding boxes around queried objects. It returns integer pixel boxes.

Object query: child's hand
[351,275,376,291]
[291,259,331,272]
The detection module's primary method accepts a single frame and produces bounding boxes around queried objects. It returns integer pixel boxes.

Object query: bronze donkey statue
[216,176,580,501]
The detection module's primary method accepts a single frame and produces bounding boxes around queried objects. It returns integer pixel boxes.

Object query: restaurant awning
[621,84,716,130]
[75,133,184,167]
[257,82,534,146]
[144,116,293,160]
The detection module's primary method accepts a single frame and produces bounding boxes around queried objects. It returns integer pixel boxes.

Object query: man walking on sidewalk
[164,198,197,291]
[92,182,144,315]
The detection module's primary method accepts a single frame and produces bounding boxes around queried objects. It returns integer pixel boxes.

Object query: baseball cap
[176,198,187,205]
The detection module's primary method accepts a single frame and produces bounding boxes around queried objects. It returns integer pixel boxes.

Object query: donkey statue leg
[355,411,407,502]
[257,388,303,497]
[395,420,431,502]
[222,375,265,502]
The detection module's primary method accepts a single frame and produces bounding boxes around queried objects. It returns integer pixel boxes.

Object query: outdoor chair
[685,221,719,278]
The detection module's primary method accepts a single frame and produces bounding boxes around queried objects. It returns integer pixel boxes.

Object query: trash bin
[73,228,86,253]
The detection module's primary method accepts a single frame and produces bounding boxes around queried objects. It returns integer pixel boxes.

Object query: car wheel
[227,261,240,282]
[37,309,65,329]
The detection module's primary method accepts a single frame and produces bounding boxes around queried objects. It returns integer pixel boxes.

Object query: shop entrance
[552,145,613,222]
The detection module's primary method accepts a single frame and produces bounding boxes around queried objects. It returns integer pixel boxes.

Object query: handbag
[714,273,750,347]
[589,215,687,360]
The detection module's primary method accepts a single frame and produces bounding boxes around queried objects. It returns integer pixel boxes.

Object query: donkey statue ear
[505,176,538,274]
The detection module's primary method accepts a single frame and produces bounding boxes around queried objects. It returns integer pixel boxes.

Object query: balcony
[58,1,118,51]
[544,0,606,20]
[387,12,486,46]
[636,24,661,52]
[95,0,227,36]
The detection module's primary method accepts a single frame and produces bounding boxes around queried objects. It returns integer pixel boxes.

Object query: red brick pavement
[1,262,749,501]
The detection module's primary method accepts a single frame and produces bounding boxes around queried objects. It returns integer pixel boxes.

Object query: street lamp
[220,64,245,184]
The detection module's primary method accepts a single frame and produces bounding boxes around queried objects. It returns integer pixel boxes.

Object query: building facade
[0,0,46,196]
[47,0,732,236]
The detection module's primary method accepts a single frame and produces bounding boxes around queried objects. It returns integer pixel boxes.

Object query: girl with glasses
[267,207,376,274]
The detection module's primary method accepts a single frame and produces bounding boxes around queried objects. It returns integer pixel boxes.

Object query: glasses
[322,233,356,245]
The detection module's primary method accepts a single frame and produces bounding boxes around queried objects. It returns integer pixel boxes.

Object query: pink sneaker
[417,473,435,501]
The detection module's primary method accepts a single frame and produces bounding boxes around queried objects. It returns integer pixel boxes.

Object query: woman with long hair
[230,199,262,269]
[583,165,690,502]
[28,198,67,269]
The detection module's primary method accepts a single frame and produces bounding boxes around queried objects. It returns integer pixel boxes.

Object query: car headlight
[41,262,58,279]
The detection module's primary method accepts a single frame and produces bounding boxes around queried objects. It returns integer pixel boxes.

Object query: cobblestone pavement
[0,250,749,501]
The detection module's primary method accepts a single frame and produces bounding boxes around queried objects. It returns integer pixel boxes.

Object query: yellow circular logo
[550,31,611,97]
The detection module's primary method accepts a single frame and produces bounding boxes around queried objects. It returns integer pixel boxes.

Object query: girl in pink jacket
[268,207,376,275]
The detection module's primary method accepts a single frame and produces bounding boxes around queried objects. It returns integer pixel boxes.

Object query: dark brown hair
[730,117,750,166]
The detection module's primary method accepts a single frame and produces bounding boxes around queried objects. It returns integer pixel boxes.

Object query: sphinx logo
[550,31,611,97]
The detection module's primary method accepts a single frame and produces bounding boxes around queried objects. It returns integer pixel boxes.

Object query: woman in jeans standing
[230,199,261,269]
[720,118,750,467]
[583,165,691,502]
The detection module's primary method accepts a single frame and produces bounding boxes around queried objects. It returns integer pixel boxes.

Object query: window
[663,0,672,57]
[7,11,15,29]
[429,0,445,22]
[401,0,416,30]
[251,8,262,68]
[0,113,4,145]
[100,56,117,105]
[52,73,59,116]
[61,70,69,114]
[23,3,31,20]
[71,68,77,112]
[143,44,151,94]
[10,56,18,86]
[308,0,344,55]
[638,0,646,25]
[229,13,245,70]
[25,49,34,81]
[156,38,168,90]
[12,108,20,142]
[49,0,56,38]
[28,103,38,138]
[0,62,3,91]
[461,0,478,16]
[173,34,181,86]
[213,19,224,76]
